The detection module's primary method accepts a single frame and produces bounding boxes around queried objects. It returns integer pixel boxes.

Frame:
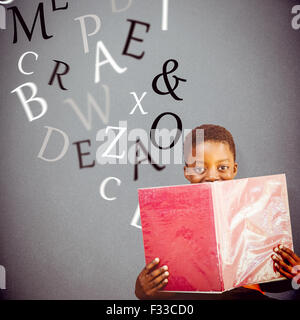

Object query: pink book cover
[138,174,293,293]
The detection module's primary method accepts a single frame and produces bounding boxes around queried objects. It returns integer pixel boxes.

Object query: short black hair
[184,124,236,162]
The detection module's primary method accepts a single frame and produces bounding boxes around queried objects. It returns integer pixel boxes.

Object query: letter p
[74,14,101,54]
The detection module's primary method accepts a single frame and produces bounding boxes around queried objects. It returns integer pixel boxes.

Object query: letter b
[11,82,48,122]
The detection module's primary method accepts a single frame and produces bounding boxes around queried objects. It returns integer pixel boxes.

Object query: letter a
[95,41,127,83]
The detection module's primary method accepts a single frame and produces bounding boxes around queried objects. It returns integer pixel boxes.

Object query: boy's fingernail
[271,254,276,260]
[164,279,168,283]
[164,271,169,276]
[292,269,298,275]
[279,245,284,250]
[274,247,279,252]
[163,265,168,270]
[274,263,278,268]
[154,257,160,263]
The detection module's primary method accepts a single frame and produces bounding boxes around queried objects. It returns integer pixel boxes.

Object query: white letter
[64,84,110,131]
[162,0,169,31]
[18,51,38,75]
[11,82,48,122]
[96,121,128,164]
[96,128,117,164]
[99,177,121,201]
[130,204,142,229]
[37,126,69,162]
[74,14,101,54]
[102,125,127,159]
[129,92,148,115]
[0,6,6,29]
[111,0,132,13]
[0,265,6,290]
[291,5,300,30]
[95,41,127,83]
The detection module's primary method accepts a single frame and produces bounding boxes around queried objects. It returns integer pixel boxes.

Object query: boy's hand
[271,245,300,280]
[135,258,170,299]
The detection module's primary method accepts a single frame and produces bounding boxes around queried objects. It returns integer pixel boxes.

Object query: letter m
[8,3,53,43]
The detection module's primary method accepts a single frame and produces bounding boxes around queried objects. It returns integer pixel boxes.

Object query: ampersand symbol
[152,59,187,101]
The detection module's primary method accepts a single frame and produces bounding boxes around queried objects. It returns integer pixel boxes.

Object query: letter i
[162,0,168,30]
[0,5,6,29]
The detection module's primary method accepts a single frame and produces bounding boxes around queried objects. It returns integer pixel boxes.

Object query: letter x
[129,92,148,115]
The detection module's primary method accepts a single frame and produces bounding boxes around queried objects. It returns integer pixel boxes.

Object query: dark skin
[135,141,300,299]
[272,245,300,280]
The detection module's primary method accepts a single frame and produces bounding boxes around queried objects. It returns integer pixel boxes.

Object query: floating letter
[95,41,127,83]
[11,82,48,121]
[37,126,69,162]
[74,14,101,54]
[99,177,121,201]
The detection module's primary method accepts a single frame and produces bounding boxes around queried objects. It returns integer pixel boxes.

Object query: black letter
[52,0,68,11]
[8,3,53,43]
[48,60,70,90]
[73,140,95,169]
[134,138,165,181]
[150,112,182,150]
[122,19,150,59]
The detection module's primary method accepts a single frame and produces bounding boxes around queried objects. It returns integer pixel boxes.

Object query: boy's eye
[193,167,205,174]
[218,165,229,171]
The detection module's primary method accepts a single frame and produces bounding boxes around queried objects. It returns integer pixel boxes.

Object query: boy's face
[184,141,238,184]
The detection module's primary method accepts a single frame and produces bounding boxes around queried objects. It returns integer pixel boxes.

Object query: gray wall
[0,0,299,299]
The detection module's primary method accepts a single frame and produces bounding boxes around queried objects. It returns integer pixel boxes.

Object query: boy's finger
[147,278,168,296]
[149,266,168,280]
[274,263,293,280]
[272,254,293,274]
[142,258,160,276]
[274,246,296,265]
[150,271,169,288]
[278,245,299,262]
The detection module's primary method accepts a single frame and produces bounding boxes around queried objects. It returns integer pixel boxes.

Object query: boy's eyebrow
[185,160,204,167]
[217,159,231,163]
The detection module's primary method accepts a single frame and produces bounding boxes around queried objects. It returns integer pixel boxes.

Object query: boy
[135,124,300,300]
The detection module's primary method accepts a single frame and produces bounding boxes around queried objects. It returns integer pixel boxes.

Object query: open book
[138,174,293,293]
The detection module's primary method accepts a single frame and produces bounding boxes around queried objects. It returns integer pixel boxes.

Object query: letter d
[38,126,69,162]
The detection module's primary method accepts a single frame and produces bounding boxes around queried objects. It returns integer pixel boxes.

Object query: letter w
[64,84,110,131]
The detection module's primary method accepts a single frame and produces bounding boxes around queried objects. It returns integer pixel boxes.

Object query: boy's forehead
[186,141,234,162]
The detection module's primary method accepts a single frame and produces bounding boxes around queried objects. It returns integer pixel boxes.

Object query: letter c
[99,177,121,201]
[18,51,39,75]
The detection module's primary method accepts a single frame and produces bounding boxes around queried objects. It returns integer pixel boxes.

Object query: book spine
[282,174,294,252]
[211,182,225,292]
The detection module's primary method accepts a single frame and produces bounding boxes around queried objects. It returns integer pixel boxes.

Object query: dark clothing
[167,280,299,300]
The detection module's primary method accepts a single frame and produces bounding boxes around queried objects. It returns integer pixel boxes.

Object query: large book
[138,174,293,293]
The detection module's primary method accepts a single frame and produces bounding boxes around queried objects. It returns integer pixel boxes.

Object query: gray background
[0,0,299,299]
